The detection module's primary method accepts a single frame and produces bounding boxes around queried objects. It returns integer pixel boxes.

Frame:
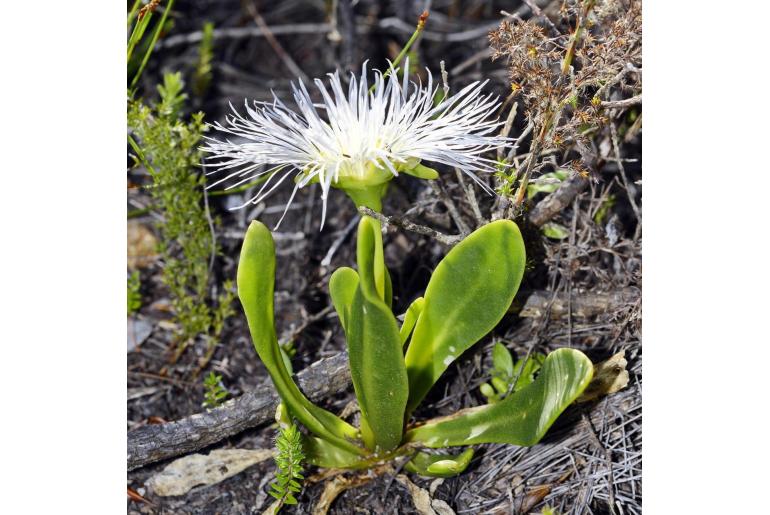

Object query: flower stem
[369,10,429,93]
[345,186,385,213]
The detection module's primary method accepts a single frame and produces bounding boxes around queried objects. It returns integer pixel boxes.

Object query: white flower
[202,60,508,227]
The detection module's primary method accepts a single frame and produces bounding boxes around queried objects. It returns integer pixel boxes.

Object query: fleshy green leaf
[526,170,570,199]
[404,220,526,414]
[405,448,474,478]
[329,267,359,332]
[279,346,294,375]
[301,435,371,469]
[405,349,593,447]
[399,297,425,347]
[593,194,616,225]
[344,217,409,451]
[491,376,509,395]
[479,382,497,401]
[492,342,514,379]
[237,221,363,455]
[384,266,393,309]
[359,217,387,302]
[542,222,570,240]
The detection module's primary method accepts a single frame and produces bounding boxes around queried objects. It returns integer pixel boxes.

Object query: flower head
[202,60,508,228]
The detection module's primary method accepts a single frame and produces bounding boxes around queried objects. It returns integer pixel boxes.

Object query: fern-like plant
[269,423,305,511]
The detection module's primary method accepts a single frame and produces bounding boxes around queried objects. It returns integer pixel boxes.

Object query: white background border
[2,0,769,512]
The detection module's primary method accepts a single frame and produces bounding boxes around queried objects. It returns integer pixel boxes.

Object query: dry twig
[357,206,462,246]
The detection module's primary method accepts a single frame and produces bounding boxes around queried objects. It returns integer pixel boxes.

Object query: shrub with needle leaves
[192,21,215,99]
[489,0,642,206]
[201,371,228,409]
[269,423,305,511]
[127,71,235,357]
[127,271,142,316]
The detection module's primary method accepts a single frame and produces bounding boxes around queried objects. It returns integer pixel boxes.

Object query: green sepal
[343,183,387,212]
[237,221,363,455]
[404,220,526,414]
[344,217,409,451]
[399,297,425,347]
[405,448,474,478]
[405,349,593,447]
[402,163,439,180]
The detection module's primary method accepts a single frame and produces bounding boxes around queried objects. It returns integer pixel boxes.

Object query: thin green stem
[130,0,175,88]
[512,122,546,208]
[128,133,155,175]
[127,9,153,62]
[561,0,596,75]
[127,0,143,29]
[369,11,429,93]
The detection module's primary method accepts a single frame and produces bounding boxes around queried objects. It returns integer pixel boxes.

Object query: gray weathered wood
[528,175,589,227]
[519,288,640,319]
[127,287,636,472]
[127,352,351,471]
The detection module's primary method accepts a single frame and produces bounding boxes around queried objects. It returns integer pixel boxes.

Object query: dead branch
[158,24,334,49]
[127,287,635,472]
[600,94,642,109]
[454,168,486,226]
[357,206,462,246]
[429,179,471,236]
[245,1,309,83]
[127,352,351,471]
[378,17,501,42]
[159,16,500,52]
[527,174,590,227]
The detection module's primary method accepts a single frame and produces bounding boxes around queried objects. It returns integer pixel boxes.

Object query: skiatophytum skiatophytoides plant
[237,217,594,477]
